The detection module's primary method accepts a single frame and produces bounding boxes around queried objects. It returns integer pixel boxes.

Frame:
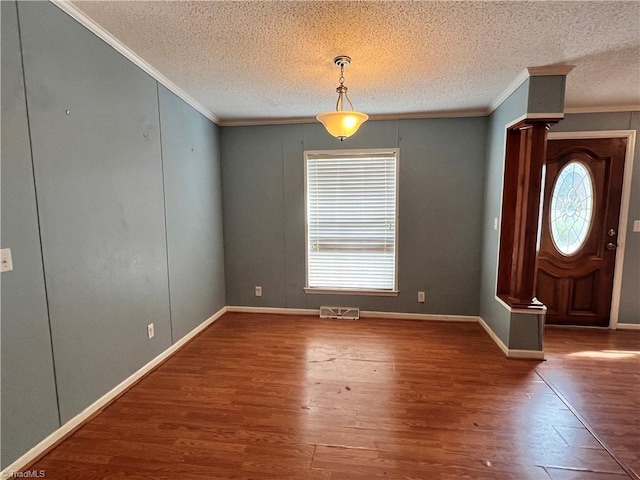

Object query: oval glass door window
[550,161,594,255]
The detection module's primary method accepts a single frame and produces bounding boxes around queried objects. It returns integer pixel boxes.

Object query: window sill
[304,287,399,297]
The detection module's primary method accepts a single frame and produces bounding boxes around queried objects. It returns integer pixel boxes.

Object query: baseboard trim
[226,306,479,323]
[478,318,545,360]
[0,306,227,477]
[3,305,546,474]
[616,323,640,330]
[360,311,479,322]
[226,306,318,315]
[227,306,544,358]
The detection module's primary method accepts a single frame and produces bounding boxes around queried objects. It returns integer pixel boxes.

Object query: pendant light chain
[335,59,354,112]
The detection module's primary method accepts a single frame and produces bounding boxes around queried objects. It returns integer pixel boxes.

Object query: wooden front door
[536,137,627,326]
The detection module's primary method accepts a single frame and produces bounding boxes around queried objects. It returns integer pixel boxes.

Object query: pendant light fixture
[316,56,368,141]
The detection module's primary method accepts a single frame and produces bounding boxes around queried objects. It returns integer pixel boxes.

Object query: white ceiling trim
[219,109,488,127]
[220,105,640,127]
[564,105,640,114]
[219,117,317,127]
[44,3,636,126]
[488,65,575,115]
[50,0,219,124]
[527,65,576,77]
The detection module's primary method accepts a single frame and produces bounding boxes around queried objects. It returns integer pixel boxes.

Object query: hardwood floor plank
[20,314,637,479]
[537,327,640,478]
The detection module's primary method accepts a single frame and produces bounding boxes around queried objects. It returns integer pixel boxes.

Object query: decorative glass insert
[550,161,594,255]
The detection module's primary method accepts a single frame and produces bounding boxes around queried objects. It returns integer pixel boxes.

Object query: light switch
[633,220,640,232]
[1,248,13,272]
[494,218,499,231]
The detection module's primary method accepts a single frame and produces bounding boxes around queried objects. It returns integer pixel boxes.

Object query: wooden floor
[538,327,640,478]
[25,313,640,479]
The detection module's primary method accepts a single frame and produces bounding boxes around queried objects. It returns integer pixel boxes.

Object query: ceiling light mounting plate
[334,56,351,68]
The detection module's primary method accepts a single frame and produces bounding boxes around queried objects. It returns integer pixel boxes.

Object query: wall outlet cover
[418,291,426,303]
[633,220,640,232]
[147,323,155,339]
[255,286,262,297]
[1,248,13,273]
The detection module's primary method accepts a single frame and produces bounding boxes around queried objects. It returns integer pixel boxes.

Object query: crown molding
[487,69,530,114]
[526,65,575,77]
[50,0,219,125]
[218,109,488,127]
[30,13,633,128]
[219,117,316,127]
[564,105,640,114]
[488,65,576,115]
[369,110,488,121]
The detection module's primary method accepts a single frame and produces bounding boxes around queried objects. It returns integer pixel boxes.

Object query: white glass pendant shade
[316,111,369,141]
[317,56,368,141]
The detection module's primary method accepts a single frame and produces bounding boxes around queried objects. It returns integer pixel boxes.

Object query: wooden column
[497,118,559,309]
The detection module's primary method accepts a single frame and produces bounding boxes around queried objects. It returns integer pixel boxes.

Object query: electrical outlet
[1,248,13,273]
[493,218,499,231]
[634,220,640,232]
[147,323,154,339]
[418,291,425,303]
[255,286,262,297]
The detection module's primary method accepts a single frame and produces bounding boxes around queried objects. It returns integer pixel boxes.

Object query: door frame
[546,130,636,329]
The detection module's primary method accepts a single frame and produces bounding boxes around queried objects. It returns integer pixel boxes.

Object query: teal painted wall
[1,1,61,465]
[528,76,566,114]
[221,118,488,315]
[158,85,226,341]
[19,0,173,423]
[0,1,225,467]
[478,77,566,349]
[2,0,636,470]
[551,112,640,325]
[478,88,524,345]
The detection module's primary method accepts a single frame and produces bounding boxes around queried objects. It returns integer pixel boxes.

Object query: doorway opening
[538,131,636,328]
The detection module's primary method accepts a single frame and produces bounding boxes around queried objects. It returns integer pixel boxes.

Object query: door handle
[607,229,617,237]
[606,242,617,251]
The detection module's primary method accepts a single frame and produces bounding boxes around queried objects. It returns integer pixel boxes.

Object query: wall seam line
[281,126,289,307]
[156,82,174,345]
[15,0,63,427]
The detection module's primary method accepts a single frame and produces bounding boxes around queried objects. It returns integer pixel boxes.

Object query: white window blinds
[305,149,398,292]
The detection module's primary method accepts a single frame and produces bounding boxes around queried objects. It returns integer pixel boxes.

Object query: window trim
[303,148,400,296]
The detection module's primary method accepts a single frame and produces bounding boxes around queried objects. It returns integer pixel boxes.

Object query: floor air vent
[319,306,360,320]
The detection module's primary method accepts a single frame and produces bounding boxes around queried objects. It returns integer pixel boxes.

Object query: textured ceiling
[69,0,640,124]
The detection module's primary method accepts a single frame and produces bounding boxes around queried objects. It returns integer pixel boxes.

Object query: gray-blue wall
[2,0,638,471]
[1,1,61,466]
[1,1,225,468]
[158,85,226,341]
[479,79,639,350]
[551,112,640,325]
[478,77,566,350]
[478,106,520,345]
[221,118,488,315]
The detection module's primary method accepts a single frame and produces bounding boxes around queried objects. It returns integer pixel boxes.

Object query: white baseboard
[226,305,479,323]
[616,323,640,330]
[478,318,545,360]
[506,349,545,360]
[226,306,318,315]
[0,306,227,477]
[3,305,545,474]
[360,310,479,322]
[227,306,543,358]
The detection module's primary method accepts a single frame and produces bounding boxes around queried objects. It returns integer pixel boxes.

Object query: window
[304,149,399,295]
[550,161,594,256]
